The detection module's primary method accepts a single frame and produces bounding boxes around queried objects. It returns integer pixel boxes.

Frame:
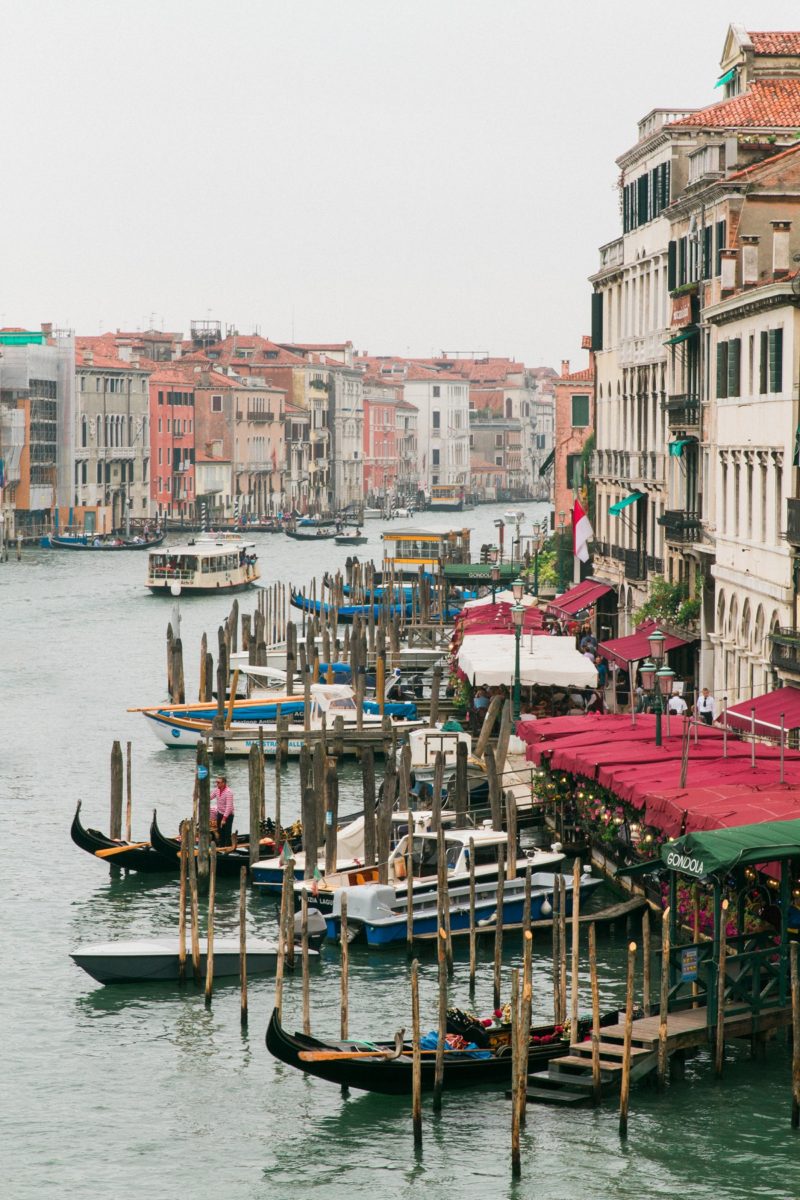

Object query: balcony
[786,498,800,545]
[658,509,701,544]
[618,330,668,369]
[770,628,800,674]
[623,547,647,581]
[664,394,699,430]
[247,410,274,423]
[598,237,624,272]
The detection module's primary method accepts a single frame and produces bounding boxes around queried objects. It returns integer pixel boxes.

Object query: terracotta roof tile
[748,31,800,55]
[669,78,800,129]
[556,367,594,383]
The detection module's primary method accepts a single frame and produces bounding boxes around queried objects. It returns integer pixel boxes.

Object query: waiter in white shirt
[667,692,688,716]
[695,687,715,725]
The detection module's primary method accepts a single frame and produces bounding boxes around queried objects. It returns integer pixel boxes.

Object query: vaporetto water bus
[146,533,260,595]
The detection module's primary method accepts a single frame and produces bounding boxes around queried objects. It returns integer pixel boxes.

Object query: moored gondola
[70,801,171,873]
[266,1006,618,1095]
[148,809,299,875]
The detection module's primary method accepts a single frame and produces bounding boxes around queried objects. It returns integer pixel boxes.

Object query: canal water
[3,503,797,1199]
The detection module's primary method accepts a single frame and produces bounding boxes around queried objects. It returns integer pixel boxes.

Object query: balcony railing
[786,498,800,545]
[664,394,699,430]
[770,628,800,673]
[247,410,274,423]
[623,547,647,581]
[658,509,701,544]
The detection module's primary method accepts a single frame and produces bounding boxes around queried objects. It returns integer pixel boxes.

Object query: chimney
[720,249,738,294]
[561,359,570,377]
[41,322,53,339]
[741,235,759,286]
[772,220,791,276]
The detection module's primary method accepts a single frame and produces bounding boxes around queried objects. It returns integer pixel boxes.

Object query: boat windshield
[409,836,461,877]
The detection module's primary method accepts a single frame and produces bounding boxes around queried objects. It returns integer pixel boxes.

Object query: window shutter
[759,331,769,394]
[716,220,727,274]
[727,338,741,397]
[638,174,649,225]
[591,292,604,351]
[702,226,712,279]
[678,238,687,285]
[769,328,784,392]
[667,241,677,291]
[716,342,728,399]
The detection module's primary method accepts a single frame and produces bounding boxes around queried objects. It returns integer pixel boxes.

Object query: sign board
[671,294,693,327]
[680,947,699,982]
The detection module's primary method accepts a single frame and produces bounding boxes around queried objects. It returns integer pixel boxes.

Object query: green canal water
[3,504,798,1199]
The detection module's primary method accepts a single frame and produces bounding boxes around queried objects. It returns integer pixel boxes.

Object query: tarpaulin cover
[721,686,800,738]
[660,818,800,879]
[456,602,546,637]
[598,618,693,670]
[547,578,613,618]
[458,635,597,689]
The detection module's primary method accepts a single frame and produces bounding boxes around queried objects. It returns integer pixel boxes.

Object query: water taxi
[381,526,471,577]
[429,483,469,511]
[146,533,260,595]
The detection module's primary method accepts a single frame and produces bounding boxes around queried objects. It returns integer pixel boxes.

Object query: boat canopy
[660,818,800,880]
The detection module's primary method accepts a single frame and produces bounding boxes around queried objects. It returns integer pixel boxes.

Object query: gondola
[48,531,166,551]
[149,810,268,876]
[70,801,171,873]
[290,590,412,622]
[266,1006,619,1095]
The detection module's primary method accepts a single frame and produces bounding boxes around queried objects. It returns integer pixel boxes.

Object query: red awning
[547,578,612,618]
[722,686,800,738]
[598,619,692,670]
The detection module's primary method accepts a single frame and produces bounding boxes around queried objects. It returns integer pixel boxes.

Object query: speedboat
[296,824,564,921]
[333,868,601,947]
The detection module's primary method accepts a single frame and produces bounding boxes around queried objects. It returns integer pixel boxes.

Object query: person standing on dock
[695,688,715,726]
[211,775,235,846]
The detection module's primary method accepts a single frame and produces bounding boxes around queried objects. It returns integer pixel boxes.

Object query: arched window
[96,415,102,445]
[81,415,87,447]
[505,398,512,419]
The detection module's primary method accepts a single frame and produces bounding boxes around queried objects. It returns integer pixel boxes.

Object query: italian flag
[572,498,593,564]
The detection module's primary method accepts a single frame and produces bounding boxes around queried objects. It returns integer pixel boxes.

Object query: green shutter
[716,342,728,398]
[702,226,712,279]
[591,292,604,351]
[678,238,687,285]
[668,241,677,291]
[760,330,769,394]
[769,328,784,392]
[716,220,727,274]
[727,338,741,397]
[571,394,590,427]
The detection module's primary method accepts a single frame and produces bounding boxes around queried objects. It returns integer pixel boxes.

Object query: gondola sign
[680,947,698,982]
[197,765,209,780]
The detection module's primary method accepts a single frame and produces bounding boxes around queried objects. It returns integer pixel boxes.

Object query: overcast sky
[4,1,800,367]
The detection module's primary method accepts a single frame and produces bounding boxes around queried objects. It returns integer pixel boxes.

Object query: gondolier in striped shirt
[211,775,235,846]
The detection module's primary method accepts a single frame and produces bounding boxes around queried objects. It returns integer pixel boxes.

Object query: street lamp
[491,563,500,604]
[512,601,525,723]
[558,510,567,592]
[531,521,545,597]
[512,575,525,603]
[640,647,675,747]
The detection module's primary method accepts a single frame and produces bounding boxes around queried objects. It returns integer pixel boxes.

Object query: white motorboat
[402,726,480,785]
[70,936,318,985]
[146,533,260,595]
[297,824,565,918]
[137,682,423,754]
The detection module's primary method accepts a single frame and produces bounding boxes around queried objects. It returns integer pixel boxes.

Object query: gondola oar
[95,842,150,858]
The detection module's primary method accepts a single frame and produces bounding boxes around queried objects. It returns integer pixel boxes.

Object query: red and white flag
[572,498,593,564]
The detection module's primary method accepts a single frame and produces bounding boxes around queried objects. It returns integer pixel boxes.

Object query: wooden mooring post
[239,866,248,1027]
[178,820,188,984]
[619,941,636,1139]
[493,845,506,1010]
[714,899,729,1078]
[110,741,123,842]
[204,844,217,1006]
[188,819,201,982]
[411,958,423,1151]
[510,968,521,1179]
[791,941,799,1128]
[301,890,311,1036]
[468,836,477,993]
[340,892,350,1040]
[658,907,670,1089]
[570,859,581,1036]
[589,921,601,1104]
[125,741,132,842]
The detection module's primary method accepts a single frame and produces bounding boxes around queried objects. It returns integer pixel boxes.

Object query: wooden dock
[413,896,646,943]
[524,1002,793,1106]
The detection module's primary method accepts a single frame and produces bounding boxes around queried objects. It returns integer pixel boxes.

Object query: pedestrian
[594,655,608,688]
[695,687,715,725]
[211,773,235,847]
[668,692,688,716]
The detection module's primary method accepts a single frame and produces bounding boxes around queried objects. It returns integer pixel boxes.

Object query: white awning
[458,635,598,689]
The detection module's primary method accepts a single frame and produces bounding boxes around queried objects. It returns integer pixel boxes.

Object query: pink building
[363,382,400,497]
[552,347,594,521]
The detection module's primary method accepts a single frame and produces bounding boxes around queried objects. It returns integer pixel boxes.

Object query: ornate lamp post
[558,510,567,592]
[640,630,675,746]
[531,521,544,597]
[512,600,525,723]
[491,563,500,605]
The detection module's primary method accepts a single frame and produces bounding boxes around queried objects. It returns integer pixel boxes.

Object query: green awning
[664,327,698,347]
[442,562,518,584]
[661,819,800,880]
[668,437,697,458]
[715,68,735,88]
[538,448,555,478]
[608,491,645,516]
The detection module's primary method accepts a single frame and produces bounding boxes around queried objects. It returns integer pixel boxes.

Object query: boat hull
[71,938,283,984]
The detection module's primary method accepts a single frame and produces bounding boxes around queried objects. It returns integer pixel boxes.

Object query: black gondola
[266,1006,618,1095]
[284,528,339,542]
[70,801,171,873]
[149,810,262,876]
[49,531,166,551]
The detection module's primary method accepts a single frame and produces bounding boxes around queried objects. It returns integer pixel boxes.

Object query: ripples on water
[3,505,797,1199]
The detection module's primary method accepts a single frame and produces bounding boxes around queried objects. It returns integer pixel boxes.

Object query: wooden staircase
[524,1021,659,1107]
